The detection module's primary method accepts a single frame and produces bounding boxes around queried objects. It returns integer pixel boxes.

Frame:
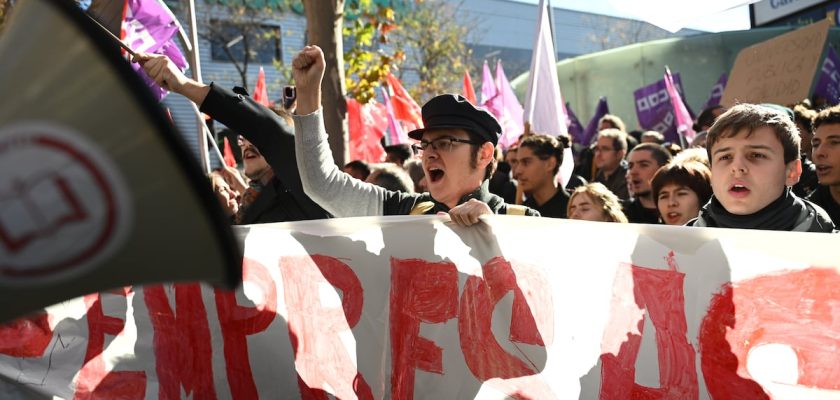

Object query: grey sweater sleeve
[292,109,387,217]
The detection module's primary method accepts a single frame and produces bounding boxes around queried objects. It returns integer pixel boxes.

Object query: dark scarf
[702,188,804,231]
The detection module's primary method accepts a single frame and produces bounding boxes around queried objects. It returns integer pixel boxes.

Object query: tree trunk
[303,0,347,167]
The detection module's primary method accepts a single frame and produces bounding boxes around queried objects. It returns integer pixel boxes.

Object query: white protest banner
[0,216,838,399]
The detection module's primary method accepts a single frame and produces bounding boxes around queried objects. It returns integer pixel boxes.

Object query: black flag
[0,0,241,322]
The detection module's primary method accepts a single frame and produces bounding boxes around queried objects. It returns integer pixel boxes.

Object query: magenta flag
[664,67,696,144]
[123,0,187,101]
[382,88,408,145]
[494,61,525,150]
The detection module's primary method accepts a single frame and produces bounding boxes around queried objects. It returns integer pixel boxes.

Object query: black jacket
[383,181,540,216]
[200,84,332,224]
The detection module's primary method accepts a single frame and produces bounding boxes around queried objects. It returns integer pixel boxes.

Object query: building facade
[164,0,699,164]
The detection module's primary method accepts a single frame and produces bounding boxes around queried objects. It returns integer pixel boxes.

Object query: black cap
[407,94,502,146]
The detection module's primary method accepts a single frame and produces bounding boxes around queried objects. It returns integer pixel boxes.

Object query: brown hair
[812,104,840,131]
[518,133,569,175]
[651,161,713,208]
[706,103,800,165]
[598,114,626,132]
[596,128,628,152]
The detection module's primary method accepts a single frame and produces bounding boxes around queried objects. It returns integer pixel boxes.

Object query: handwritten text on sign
[0,217,838,399]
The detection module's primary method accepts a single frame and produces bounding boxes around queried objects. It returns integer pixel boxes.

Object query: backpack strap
[506,204,527,216]
[409,201,436,215]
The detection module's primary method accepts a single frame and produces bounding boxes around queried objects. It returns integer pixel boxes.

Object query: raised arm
[291,45,389,217]
[135,52,330,219]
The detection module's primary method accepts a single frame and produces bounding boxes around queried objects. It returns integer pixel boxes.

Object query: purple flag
[381,88,407,145]
[702,73,728,110]
[123,0,187,101]
[582,97,609,146]
[565,102,585,145]
[634,73,689,144]
[814,47,840,106]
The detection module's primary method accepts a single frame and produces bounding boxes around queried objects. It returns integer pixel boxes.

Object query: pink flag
[480,61,499,114]
[664,66,696,144]
[495,61,525,150]
[463,70,477,105]
[253,67,270,107]
[382,89,408,145]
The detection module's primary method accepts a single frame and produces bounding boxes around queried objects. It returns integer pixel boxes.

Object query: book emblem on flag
[0,123,132,283]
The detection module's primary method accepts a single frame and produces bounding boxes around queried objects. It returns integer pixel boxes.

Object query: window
[209,20,282,64]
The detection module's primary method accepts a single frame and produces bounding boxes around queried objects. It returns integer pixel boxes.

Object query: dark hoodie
[687,188,835,233]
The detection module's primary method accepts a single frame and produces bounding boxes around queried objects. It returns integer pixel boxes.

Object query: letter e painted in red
[600,264,698,400]
[74,292,146,400]
[215,259,277,399]
[279,255,372,400]
[390,259,458,399]
[144,284,216,399]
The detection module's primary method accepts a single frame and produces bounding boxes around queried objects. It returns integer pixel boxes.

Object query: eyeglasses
[413,136,478,153]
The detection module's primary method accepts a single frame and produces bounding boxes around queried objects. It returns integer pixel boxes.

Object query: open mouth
[428,168,445,183]
[816,165,832,175]
[729,184,750,196]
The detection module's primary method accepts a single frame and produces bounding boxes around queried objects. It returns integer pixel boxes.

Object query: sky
[510,0,753,33]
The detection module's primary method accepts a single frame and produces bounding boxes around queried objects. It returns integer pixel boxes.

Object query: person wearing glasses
[290,46,539,225]
[593,129,630,201]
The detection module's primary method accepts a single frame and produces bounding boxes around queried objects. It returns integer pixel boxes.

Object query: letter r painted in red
[279,255,373,400]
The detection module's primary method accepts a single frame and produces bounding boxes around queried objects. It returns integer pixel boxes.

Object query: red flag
[385,73,423,130]
[347,98,386,163]
[463,70,477,104]
[253,67,269,107]
[222,137,237,167]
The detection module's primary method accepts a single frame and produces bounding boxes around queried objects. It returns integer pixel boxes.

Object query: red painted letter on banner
[459,256,555,398]
[144,284,216,399]
[390,258,459,400]
[215,259,277,399]
[279,254,372,400]
[600,263,698,400]
[0,311,53,357]
[74,291,146,400]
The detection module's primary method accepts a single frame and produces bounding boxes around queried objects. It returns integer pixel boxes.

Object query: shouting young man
[290,46,538,225]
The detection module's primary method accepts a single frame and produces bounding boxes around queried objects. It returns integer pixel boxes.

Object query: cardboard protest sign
[0,0,240,323]
[0,216,838,399]
[721,19,830,107]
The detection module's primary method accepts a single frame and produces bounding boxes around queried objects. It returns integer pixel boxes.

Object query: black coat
[200,84,332,224]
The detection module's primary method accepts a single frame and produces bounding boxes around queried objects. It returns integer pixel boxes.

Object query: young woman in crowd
[567,183,628,223]
[651,161,712,225]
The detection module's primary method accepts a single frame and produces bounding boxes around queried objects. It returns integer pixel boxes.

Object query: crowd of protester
[135,46,839,233]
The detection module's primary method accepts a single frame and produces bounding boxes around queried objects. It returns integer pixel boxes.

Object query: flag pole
[84,12,137,57]
[184,0,210,173]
